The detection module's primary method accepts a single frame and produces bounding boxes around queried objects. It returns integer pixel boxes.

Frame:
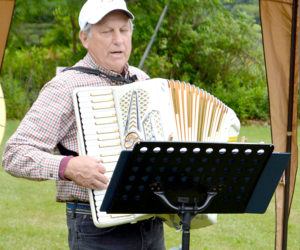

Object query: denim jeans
[66,213,166,250]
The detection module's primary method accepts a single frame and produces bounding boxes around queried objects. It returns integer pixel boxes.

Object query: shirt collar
[84,53,130,79]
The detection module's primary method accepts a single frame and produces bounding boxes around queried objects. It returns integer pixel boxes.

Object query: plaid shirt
[2,53,149,202]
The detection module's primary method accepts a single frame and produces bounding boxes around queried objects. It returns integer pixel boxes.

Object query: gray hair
[82,23,93,35]
[82,20,134,36]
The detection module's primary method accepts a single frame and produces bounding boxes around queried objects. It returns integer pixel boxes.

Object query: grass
[0,120,299,249]
[0,120,68,250]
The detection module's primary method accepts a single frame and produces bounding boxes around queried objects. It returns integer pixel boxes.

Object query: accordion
[73,78,240,228]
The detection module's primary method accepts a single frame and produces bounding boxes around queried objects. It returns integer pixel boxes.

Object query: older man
[2,0,165,249]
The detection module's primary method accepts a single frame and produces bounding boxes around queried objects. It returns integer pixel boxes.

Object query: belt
[66,201,92,215]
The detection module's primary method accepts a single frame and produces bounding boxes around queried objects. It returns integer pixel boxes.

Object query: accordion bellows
[168,79,239,142]
[73,78,240,228]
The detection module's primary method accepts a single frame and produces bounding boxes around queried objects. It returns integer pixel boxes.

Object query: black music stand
[101,141,290,250]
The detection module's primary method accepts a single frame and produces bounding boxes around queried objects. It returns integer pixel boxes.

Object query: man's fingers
[97,163,106,174]
[64,156,110,190]
[89,180,108,190]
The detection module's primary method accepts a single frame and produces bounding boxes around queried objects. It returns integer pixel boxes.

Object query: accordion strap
[63,66,137,84]
[57,143,78,156]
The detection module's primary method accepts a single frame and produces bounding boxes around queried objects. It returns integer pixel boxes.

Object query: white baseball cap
[79,0,134,30]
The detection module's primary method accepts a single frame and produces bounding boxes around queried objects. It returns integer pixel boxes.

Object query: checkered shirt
[2,53,149,202]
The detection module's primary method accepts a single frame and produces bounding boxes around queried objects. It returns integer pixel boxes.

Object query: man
[2,0,165,249]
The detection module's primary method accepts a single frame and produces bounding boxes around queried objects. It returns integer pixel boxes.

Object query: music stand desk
[101,141,290,250]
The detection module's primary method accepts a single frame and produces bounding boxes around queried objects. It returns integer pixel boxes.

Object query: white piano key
[78,100,115,109]
[82,128,120,137]
[96,125,120,134]
[82,133,121,143]
[78,107,115,116]
[90,89,113,96]
[80,109,116,120]
[78,96,112,105]
[84,139,121,149]
[97,132,120,140]
[85,146,122,157]
[77,95,114,105]
[87,153,102,158]
[92,102,115,110]
[98,139,121,148]
[104,164,116,172]
[94,117,118,125]
[91,96,114,103]
[95,200,104,207]
[94,113,117,119]
[81,123,118,133]
[102,156,119,164]
[99,149,121,157]
[83,134,102,142]
[105,171,113,179]
[77,89,113,98]
[84,140,102,148]
[97,146,122,154]
[94,190,106,197]
[82,123,119,135]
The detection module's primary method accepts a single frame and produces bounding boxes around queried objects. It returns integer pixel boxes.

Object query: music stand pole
[154,191,217,250]
[181,211,193,250]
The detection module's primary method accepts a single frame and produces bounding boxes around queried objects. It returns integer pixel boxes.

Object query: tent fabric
[260,0,299,249]
[0,0,14,147]
[0,0,15,70]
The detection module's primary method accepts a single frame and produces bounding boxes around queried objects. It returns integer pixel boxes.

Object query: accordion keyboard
[77,88,128,222]
[75,87,151,227]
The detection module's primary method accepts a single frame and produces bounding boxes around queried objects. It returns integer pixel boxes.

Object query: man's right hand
[64,155,109,190]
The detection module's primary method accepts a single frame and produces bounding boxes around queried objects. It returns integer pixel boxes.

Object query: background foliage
[0,0,268,121]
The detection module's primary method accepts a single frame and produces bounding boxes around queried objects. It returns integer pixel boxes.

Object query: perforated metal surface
[103,141,274,214]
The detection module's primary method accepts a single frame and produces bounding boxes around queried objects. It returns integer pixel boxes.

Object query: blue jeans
[67,213,166,250]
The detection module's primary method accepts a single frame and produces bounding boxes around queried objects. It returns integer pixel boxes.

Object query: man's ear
[79,30,89,49]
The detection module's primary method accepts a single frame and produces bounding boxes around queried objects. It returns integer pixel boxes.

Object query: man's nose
[112,30,123,44]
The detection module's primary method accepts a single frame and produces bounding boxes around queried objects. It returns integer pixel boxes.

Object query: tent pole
[282,0,299,249]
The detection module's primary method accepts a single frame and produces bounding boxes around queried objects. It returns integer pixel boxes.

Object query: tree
[128,0,267,120]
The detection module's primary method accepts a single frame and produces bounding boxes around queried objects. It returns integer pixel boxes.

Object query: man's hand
[64,155,109,190]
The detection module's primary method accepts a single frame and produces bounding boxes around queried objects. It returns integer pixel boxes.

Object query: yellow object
[160,213,217,230]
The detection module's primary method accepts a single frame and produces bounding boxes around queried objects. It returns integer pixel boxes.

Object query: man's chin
[108,62,127,74]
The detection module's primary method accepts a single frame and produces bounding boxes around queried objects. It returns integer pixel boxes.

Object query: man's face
[80,11,132,73]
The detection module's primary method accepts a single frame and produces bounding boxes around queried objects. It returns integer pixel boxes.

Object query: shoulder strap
[63,66,137,84]
[57,142,78,156]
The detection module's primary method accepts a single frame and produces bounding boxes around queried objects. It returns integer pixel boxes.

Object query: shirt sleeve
[2,80,74,181]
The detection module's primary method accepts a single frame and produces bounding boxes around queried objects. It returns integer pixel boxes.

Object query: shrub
[0,46,84,118]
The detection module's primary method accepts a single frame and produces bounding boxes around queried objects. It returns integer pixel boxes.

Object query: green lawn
[0,120,299,249]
